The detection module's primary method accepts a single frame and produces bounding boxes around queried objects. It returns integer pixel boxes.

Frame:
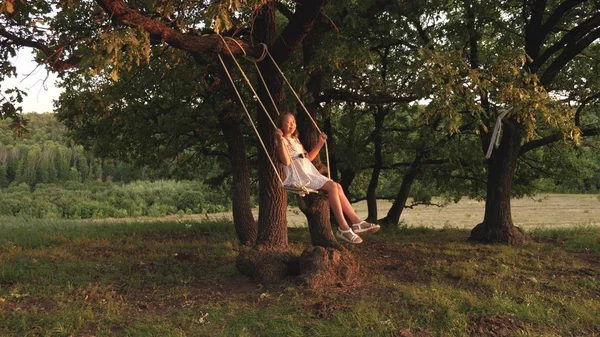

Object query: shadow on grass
[0,219,598,336]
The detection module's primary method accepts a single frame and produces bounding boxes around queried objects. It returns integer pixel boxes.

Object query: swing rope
[264,49,331,180]
[217,35,315,195]
[485,108,511,159]
[217,35,278,129]
[226,36,331,180]
[216,38,285,186]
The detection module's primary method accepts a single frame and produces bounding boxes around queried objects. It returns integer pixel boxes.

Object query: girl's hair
[278,112,299,138]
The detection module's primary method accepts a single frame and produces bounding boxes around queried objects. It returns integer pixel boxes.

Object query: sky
[1,49,63,114]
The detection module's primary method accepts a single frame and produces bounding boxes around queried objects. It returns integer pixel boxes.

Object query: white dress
[281,137,330,190]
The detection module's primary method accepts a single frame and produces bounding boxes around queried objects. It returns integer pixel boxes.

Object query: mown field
[181,194,600,229]
[0,195,599,336]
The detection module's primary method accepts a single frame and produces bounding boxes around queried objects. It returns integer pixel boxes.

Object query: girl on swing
[274,112,380,244]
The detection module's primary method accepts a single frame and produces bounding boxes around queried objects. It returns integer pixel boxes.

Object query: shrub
[0,180,232,219]
[177,191,205,213]
[146,203,177,217]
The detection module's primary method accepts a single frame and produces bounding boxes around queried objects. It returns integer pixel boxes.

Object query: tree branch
[405,201,445,209]
[575,91,600,126]
[383,158,485,170]
[533,12,600,75]
[94,0,264,58]
[270,0,328,64]
[539,0,587,43]
[0,28,80,71]
[275,1,294,20]
[540,25,600,86]
[317,88,417,104]
[524,0,548,59]
[370,39,419,52]
[519,126,600,155]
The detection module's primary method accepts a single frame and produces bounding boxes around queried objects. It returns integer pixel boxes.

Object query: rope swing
[485,108,511,159]
[216,35,330,197]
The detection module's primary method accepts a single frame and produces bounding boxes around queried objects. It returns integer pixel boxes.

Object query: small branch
[370,39,419,52]
[0,28,80,71]
[275,2,294,19]
[519,155,554,176]
[318,88,417,104]
[404,201,445,209]
[575,92,600,126]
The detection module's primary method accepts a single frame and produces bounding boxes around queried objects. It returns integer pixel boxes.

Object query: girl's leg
[335,182,362,224]
[335,182,380,234]
[320,181,348,229]
[320,181,362,243]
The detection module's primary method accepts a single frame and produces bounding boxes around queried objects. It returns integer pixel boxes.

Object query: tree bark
[299,23,343,249]
[469,120,529,245]
[218,107,257,246]
[236,2,292,284]
[296,193,339,249]
[293,100,360,287]
[281,24,359,287]
[237,0,353,286]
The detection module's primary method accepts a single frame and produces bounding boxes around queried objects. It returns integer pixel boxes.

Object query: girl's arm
[274,129,291,166]
[306,133,328,161]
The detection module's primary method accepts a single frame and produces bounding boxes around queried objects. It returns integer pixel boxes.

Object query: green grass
[0,220,599,336]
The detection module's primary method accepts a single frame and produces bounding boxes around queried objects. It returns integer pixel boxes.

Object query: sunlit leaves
[205,0,268,33]
[0,0,17,14]
[420,45,579,143]
[84,27,151,82]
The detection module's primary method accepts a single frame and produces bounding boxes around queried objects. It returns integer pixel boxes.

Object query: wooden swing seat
[282,184,318,197]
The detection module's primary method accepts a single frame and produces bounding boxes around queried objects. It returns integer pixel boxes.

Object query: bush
[17,199,61,218]
[0,180,232,219]
[146,203,177,217]
[177,191,205,213]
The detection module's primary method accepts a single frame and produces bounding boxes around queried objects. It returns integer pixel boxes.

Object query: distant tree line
[0,142,147,187]
[0,114,233,219]
[0,113,167,187]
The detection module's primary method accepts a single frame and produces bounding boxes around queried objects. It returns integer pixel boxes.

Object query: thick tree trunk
[296,194,338,248]
[293,30,359,287]
[300,27,341,250]
[218,108,257,246]
[292,117,359,287]
[236,0,352,287]
[298,71,340,249]
[469,120,529,245]
[379,155,422,227]
[236,3,291,284]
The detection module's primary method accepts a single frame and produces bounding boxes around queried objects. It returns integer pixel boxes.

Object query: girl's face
[281,114,296,135]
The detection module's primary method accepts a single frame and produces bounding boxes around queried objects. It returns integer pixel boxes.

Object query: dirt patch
[467,314,525,337]
[311,297,349,320]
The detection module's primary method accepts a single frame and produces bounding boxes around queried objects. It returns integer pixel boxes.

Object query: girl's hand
[319,133,328,144]
[274,129,284,141]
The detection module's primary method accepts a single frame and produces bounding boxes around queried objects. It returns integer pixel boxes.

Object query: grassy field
[0,195,599,336]
[138,193,600,229]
